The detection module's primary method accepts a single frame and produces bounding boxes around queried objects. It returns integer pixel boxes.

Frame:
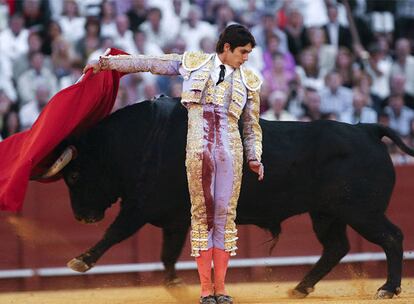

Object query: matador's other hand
[83,60,101,74]
[248,160,264,181]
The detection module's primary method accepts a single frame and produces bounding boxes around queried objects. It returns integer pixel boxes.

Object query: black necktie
[216,64,226,85]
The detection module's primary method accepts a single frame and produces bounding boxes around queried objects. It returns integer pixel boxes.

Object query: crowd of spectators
[1,0,414,164]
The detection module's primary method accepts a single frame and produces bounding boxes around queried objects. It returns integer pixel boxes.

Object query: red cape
[0,48,127,212]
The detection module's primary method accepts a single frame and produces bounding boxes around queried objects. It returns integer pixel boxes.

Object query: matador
[87,24,264,304]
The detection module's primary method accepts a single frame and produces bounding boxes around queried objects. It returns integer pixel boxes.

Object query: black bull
[55,96,413,298]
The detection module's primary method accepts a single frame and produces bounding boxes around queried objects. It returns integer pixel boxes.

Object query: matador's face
[222,43,253,68]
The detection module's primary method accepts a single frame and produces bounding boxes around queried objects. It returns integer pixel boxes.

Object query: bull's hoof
[67,258,92,273]
[374,287,401,299]
[164,277,184,288]
[288,287,314,299]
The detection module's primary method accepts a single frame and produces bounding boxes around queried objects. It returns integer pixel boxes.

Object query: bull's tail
[373,124,414,156]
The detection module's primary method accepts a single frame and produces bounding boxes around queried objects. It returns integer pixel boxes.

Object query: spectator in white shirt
[59,0,86,44]
[100,0,118,39]
[301,0,329,27]
[0,0,9,32]
[384,94,414,137]
[296,47,324,91]
[19,83,51,130]
[301,87,323,121]
[132,30,163,55]
[389,73,414,109]
[0,14,29,62]
[0,53,17,102]
[307,26,336,79]
[167,0,189,39]
[17,52,58,106]
[59,60,84,90]
[78,0,103,17]
[181,5,217,51]
[139,7,172,49]
[261,90,297,121]
[391,38,414,98]
[87,36,115,62]
[359,43,392,101]
[13,31,53,81]
[113,14,136,54]
[340,89,377,124]
[251,11,288,53]
[320,69,353,116]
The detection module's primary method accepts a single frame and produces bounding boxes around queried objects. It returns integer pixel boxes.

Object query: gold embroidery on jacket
[228,70,246,119]
[250,90,263,161]
[186,104,209,257]
[182,51,213,71]
[240,66,262,91]
[190,81,206,91]
[181,91,202,103]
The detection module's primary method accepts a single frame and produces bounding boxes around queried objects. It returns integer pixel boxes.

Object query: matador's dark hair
[216,24,256,53]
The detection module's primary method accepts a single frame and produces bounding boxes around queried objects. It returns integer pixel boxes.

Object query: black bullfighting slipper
[215,294,233,304]
[199,295,217,304]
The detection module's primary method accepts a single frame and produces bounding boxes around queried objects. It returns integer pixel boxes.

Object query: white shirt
[384,106,414,136]
[0,28,29,61]
[320,86,353,115]
[19,100,41,130]
[211,54,234,85]
[301,0,328,27]
[391,56,414,97]
[365,59,392,99]
[0,3,9,32]
[59,16,86,43]
[327,22,339,49]
[140,21,172,49]
[340,107,378,124]
[77,0,102,17]
[101,21,118,39]
[180,21,217,51]
[132,41,163,56]
[113,30,136,54]
[261,110,297,121]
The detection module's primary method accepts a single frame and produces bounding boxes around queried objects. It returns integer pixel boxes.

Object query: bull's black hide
[60,96,413,298]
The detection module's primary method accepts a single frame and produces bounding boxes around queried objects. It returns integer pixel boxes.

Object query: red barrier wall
[0,165,413,291]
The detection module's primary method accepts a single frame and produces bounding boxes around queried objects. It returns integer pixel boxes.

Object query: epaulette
[240,66,262,91]
[182,51,214,71]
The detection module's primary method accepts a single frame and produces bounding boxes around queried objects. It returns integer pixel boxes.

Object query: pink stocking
[213,248,230,295]
[196,248,214,297]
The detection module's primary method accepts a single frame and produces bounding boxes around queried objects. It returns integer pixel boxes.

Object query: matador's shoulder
[182,51,214,71]
[240,66,262,92]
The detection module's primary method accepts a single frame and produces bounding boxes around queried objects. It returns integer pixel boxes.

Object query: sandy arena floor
[1,279,414,304]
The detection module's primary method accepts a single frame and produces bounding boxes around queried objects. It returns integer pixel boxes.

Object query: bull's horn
[41,146,77,178]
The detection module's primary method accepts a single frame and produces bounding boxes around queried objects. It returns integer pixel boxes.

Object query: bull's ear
[39,146,78,179]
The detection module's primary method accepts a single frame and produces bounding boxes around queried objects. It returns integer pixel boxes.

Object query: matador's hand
[83,60,101,74]
[248,160,264,181]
